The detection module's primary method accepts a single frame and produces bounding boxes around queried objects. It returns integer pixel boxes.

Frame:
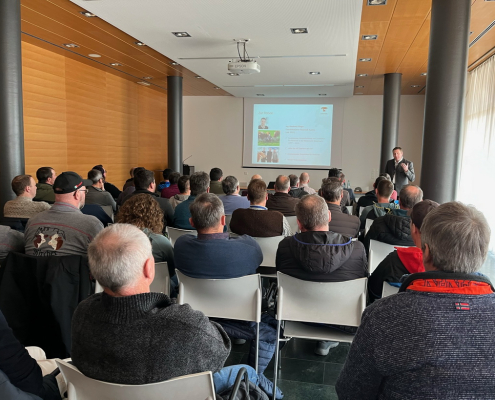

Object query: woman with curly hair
[117,194,175,282]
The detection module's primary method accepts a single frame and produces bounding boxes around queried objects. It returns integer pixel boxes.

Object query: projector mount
[234,39,252,62]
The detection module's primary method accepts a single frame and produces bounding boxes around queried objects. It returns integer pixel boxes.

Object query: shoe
[314,341,339,356]
[232,338,246,345]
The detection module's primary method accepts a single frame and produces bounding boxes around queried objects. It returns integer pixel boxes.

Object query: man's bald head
[300,172,310,184]
[399,185,423,210]
[251,174,262,181]
[275,175,290,192]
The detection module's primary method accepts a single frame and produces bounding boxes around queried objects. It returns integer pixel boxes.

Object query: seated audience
[230,179,292,237]
[126,169,173,227]
[220,175,250,215]
[71,223,273,395]
[157,168,173,191]
[170,175,190,210]
[336,202,495,399]
[241,174,263,196]
[288,174,306,198]
[359,179,398,229]
[276,194,367,355]
[363,184,423,253]
[161,172,180,199]
[356,176,387,215]
[24,172,103,256]
[33,167,57,204]
[0,225,24,260]
[266,175,300,216]
[209,167,224,195]
[173,171,209,230]
[299,172,316,194]
[118,167,145,206]
[328,168,350,208]
[380,172,397,201]
[368,199,439,302]
[320,178,360,237]
[122,167,136,191]
[174,194,280,380]
[85,169,117,212]
[92,165,121,200]
[4,175,50,219]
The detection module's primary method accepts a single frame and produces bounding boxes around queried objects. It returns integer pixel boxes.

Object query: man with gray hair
[173,171,210,230]
[266,175,300,216]
[337,202,495,399]
[85,169,117,212]
[220,175,249,215]
[276,194,367,356]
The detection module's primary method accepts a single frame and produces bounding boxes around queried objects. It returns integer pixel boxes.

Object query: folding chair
[365,218,373,235]
[369,240,409,274]
[56,360,215,400]
[346,206,353,215]
[166,226,197,246]
[100,205,114,221]
[272,272,367,398]
[176,270,262,372]
[284,216,299,235]
[382,281,400,297]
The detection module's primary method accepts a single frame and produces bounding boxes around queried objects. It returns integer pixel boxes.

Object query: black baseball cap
[54,172,92,194]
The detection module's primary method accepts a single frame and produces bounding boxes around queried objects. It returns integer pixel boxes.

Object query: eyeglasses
[74,189,88,196]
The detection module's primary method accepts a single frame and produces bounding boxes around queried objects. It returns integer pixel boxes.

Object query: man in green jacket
[33,167,57,203]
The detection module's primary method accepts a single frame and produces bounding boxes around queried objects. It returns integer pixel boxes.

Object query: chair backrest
[100,205,114,221]
[56,360,215,400]
[359,206,365,217]
[365,218,373,235]
[382,281,400,297]
[285,216,299,235]
[225,214,233,232]
[253,236,285,268]
[369,239,409,273]
[346,206,353,215]
[166,226,197,246]
[176,270,261,323]
[276,272,367,327]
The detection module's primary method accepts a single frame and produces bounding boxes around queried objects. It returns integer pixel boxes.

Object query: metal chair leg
[272,320,281,400]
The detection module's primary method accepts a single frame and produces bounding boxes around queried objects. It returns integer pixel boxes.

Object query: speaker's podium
[183,165,195,175]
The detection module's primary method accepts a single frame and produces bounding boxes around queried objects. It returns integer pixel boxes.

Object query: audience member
[122,167,136,191]
[328,168,350,208]
[320,178,359,237]
[341,173,356,205]
[86,169,117,212]
[118,167,145,206]
[209,168,224,195]
[170,175,190,210]
[336,202,494,399]
[288,174,306,198]
[356,176,387,215]
[251,174,262,181]
[379,172,397,201]
[161,172,180,199]
[173,171,209,230]
[71,223,270,395]
[368,199,439,302]
[92,165,121,200]
[4,175,50,219]
[266,175,300,216]
[24,172,103,256]
[0,225,24,260]
[33,167,57,204]
[220,175,249,215]
[363,184,423,253]
[276,195,367,355]
[230,179,292,237]
[126,169,173,227]
[359,179,397,229]
[299,172,316,194]
[157,168,173,191]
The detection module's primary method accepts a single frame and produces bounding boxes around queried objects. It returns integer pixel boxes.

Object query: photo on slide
[258,130,280,146]
[257,147,279,163]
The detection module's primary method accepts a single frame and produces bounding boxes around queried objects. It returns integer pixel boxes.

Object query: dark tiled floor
[224,338,349,399]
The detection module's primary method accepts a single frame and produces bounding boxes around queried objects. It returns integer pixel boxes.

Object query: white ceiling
[72,0,363,97]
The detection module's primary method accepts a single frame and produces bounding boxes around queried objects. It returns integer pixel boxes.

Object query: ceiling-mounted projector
[228,39,260,74]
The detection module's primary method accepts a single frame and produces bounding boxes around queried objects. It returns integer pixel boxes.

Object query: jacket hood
[396,246,424,274]
[382,213,411,240]
[173,194,189,201]
[289,231,355,274]
[372,202,399,218]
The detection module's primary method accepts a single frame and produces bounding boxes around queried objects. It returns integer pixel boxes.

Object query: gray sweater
[0,226,24,260]
[71,292,231,385]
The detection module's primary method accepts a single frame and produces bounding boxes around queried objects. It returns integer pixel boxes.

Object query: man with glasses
[24,172,104,257]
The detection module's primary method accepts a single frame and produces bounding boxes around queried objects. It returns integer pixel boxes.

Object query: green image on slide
[258,130,280,146]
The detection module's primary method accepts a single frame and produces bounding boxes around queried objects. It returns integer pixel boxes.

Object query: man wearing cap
[24,172,104,257]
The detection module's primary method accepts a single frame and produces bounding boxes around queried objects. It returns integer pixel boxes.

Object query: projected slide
[252,104,333,167]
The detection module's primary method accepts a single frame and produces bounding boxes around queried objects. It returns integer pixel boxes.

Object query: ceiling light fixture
[80,11,96,17]
[135,41,146,46]
[137,81,151,86]
[319,94,327,96]
[257,94,265,96]
[142,77,152,80]
[172,32,191,37]
[228,73,239,76]
[359,58,372,62]
[64,43,79,48]
[356,85,364,88]
[195,76,203,79]
[214,87,221,89]
[411,85,421,88]
[368,0,387,5]
[362,35,378,40]
[290,28,308,34]
[421,72,427,76]
[357,73,368,77]
[88,54,101,58]
[171,62,179,66]
[110,62,122,66]
[309,71,320,75]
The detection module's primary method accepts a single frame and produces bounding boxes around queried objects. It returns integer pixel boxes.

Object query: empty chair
[56,360,216,400]
[272,272,367,397]
[166,226,197,246]
[176,270,262,372]
[382,281,400,298]
[285,216,299,234]
[368,239,409,274]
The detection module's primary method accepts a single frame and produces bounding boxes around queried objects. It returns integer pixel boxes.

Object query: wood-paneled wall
[22,41,168,189]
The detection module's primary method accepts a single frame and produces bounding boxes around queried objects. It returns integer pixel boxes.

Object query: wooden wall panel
[22,41,168,189]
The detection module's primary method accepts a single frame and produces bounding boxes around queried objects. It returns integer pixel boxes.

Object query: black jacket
[288,187,306,199]
[103,182,121,200]
[327,203,360,238]
[130,190,174,227]
[356,190,376,215]
[368,251,407,303]
[276,231,368,282]
[363,211,414,255]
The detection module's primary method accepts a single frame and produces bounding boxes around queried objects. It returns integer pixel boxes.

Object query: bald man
[251,174,262,181]
[299,173,316,195]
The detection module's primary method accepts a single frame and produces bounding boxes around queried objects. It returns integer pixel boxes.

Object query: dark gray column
[0,0,25,217]
[421,0,471,203]
[380,73,402,173]
[167,76,183,174]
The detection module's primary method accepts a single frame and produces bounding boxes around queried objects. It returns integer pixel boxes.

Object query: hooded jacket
[276,231,368,282]
[33,183,54,204]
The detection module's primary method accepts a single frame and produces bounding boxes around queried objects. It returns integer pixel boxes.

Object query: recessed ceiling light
[362,35,378,40]
[228,73,239,76]
[172,32,191,37]
[171,62,179,66]
[195,76,203,79]
[355,93,364,95]
[80,11,96,17]
[421,72,427,76]
[357,74,368,77]
[257,94,265,96]
[319,94,327,96]
[142,77,152,80]
[110,62,122,66]
[356,85,365,88]
[368,0,387,5]
[359,58,372,62]
[135,41,146,46]
[309,71,320,75]
[214,87,221,89]
[64,43,79,48]
[290,28,308,34]
[411,85,421,88]
[88,54,101,58]
[137,81,151,86]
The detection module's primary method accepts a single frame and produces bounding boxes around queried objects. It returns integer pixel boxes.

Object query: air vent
[470,20,495,48]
